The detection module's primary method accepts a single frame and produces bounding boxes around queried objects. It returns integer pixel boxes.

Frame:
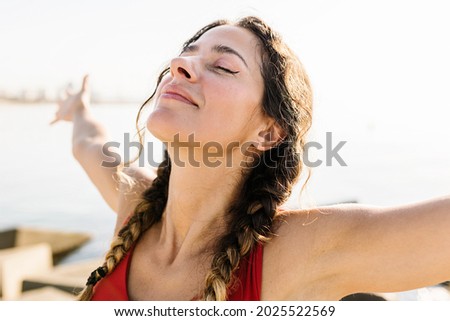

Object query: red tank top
[91,242,263,301]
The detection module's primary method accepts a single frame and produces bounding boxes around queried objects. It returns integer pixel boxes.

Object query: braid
[202,144,299,300]
[78,61,172,300]
[78,152,171,300]
[195,16,310,301]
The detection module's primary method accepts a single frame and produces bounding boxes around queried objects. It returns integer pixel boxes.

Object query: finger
[49,118,59,125]
[65,87,75,96]
[82,74,90,92]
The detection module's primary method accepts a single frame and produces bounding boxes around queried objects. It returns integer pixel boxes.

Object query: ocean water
[0,103,449,265]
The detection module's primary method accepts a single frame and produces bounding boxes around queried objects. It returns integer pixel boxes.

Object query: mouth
[160,85,198,108]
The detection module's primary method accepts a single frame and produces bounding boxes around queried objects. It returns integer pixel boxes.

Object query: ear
[255,120,286,151]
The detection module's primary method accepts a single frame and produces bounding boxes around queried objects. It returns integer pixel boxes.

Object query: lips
[160,84,198,108]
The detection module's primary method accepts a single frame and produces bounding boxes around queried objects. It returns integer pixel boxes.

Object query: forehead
[192,25,263,67]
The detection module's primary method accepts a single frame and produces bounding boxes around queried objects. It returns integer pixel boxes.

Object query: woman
[51,16,450,301]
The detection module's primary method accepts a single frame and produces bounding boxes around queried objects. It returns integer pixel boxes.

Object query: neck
[156,150,245,263]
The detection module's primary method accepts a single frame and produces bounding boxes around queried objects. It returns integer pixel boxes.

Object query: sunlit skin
[148,26,270,149]
[126,26,285,300]
[52,24,450,301]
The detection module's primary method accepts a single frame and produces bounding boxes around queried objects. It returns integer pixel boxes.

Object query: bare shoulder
[114,165,157,233]
[272,203,378,238]
[269,204,368,243]
[262,204,379,300]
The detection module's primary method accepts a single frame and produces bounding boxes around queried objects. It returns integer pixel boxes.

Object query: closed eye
[216,66,239,75]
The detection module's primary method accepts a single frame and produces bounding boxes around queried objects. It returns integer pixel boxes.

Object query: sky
[0,1,449,214]
[2,0,449,105]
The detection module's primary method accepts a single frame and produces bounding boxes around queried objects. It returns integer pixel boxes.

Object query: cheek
[203,79,258,116]
[201,82,262,142]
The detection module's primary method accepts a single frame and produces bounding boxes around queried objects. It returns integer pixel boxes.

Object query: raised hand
[49,75,91,125]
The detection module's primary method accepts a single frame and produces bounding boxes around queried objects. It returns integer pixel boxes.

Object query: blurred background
[0,0,449,300]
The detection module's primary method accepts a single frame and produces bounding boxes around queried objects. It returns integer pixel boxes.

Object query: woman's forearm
[72,107,109,156]
[71,106,122,212]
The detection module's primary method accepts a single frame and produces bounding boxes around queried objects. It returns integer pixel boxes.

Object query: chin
[146,108,174,142]
[146,107,195,143]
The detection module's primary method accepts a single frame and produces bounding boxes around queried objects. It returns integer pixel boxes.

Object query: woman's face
[147,25,268,152]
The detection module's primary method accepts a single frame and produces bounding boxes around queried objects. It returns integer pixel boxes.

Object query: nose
[170,57,198,81]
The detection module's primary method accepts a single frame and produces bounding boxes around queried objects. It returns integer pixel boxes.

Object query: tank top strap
[227,242,264,300]
[91,213,136,301]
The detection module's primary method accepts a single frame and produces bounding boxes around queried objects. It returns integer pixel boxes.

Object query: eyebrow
[182,44,249,68]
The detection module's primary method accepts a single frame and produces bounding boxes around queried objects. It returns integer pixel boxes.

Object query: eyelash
[215,66,239,75]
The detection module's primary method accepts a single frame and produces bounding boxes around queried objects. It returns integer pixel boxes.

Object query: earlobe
[256,122,286,151]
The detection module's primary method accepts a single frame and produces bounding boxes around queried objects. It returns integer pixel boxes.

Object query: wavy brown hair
[79,16,312,301]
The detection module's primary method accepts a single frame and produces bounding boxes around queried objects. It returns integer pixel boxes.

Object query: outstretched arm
[336,195,450,295]
[265,195,450,300]
[50,75,156,216]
